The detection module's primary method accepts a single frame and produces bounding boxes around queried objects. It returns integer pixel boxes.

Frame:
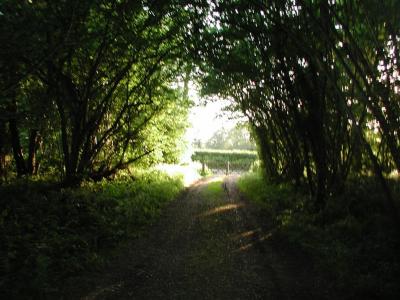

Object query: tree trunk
[27,129,40,175]
[9,118,27,177]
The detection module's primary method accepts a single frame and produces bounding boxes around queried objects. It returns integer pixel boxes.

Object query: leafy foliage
[0,0,192,183]
[187,0,400,220]
[0,170,184,298]
[238,172,400,299]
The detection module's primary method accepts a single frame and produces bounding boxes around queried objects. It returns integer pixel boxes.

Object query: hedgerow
[191,149,258,172]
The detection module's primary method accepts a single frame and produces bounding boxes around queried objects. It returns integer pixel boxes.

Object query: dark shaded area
[238,173,400,299]
[0,173,183,298]
[64,176,335,300]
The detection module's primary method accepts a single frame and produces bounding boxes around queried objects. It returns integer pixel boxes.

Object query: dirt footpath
[68,175,332,300]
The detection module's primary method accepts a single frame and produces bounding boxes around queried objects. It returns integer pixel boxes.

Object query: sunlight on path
[73,175,326,300]
[155,163,202,186]
[200,203,244,217]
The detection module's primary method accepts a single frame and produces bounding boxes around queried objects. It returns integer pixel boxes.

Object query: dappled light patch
[231,228,261,240]
[234,232,273,253]
[200,202,244,217]
[235,242,254,252]
[258,233,273,242]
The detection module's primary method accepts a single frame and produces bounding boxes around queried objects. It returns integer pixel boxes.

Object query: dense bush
[238,172,400,299]
[0,170,184,298]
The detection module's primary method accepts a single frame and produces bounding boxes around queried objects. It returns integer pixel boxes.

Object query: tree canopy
[0,0,194,184]
[185,0,400,222]
[1,0,400,221]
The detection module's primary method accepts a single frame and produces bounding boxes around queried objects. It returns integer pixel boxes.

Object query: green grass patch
[238,172,400,299]
[0,170,184,298]
[200,180,224,202]
[237,172,295,210]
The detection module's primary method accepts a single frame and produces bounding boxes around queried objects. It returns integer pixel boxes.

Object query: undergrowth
[0,170,184,299]
[238,172,400,300]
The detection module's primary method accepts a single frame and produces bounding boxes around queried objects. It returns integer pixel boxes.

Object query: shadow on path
[65,175,331,300]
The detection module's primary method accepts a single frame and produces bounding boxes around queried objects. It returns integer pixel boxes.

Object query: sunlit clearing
[182,83,246,155]
[191,175,224,187]
[205,175,225,183]
[156,163,202,187]
[200,202,244,217]
[186,100,237,143]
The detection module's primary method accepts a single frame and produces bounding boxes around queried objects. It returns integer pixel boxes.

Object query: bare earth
[65,175,333,300]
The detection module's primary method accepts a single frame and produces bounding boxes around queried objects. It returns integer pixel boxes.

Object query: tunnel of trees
[2,0,399,209]
[186,0,400,223]
[1,0,400,298]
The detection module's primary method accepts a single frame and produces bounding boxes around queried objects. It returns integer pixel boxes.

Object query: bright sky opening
[184,83,244,146]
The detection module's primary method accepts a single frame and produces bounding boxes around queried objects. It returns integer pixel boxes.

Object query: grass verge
[238,172,400,299]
